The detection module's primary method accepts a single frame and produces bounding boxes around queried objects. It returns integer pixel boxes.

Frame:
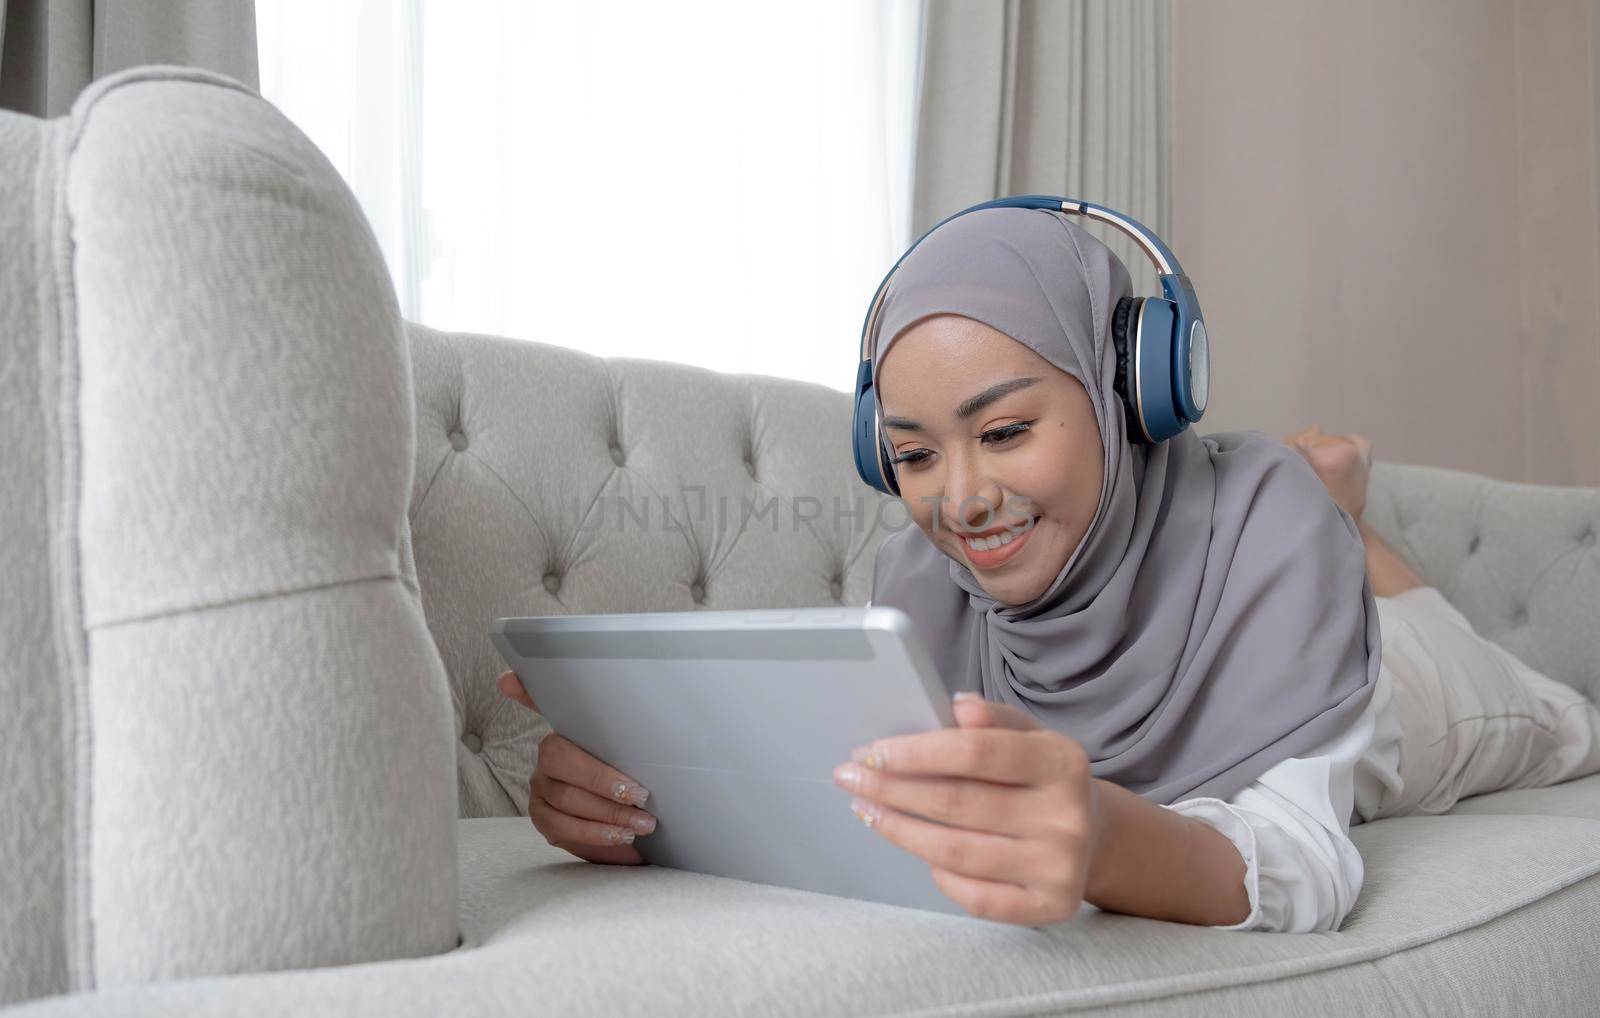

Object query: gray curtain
[0,0,257,116]
[912,0,1173,296]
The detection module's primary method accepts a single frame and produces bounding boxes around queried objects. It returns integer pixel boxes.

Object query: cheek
[1036,425,1100,502]
[1024,430,1100,516]
[1000,441,1074,517]
[897,477,942,537]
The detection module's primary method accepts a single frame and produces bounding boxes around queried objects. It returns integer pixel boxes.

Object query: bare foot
[1283,424,1373,520]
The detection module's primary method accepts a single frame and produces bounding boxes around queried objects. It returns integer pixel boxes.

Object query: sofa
[4,66,1600,1017]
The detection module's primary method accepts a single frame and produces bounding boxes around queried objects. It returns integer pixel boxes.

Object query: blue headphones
[851,195,1210,496]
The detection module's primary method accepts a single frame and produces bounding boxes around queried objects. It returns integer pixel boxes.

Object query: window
[257,0,924,391]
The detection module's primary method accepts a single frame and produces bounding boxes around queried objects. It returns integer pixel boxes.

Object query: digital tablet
[489,605,971,917]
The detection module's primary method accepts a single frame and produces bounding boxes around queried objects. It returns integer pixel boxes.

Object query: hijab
[868,207,1380,807]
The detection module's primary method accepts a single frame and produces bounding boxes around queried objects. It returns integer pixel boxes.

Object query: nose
[941,452,1006,534]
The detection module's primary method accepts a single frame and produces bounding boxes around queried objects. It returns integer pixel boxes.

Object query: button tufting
[690,582,706,603]
[744,456,756,477]
[830,579,844,601]
[448,430,468,452]
[1582,529,1596,548]
[610,445,626,466]
[462,732,483,754]
[543,572,561,595]
[1468,534,1480,554]
[1512,605,1528,625]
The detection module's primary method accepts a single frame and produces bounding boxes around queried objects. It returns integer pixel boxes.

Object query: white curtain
[911,0,1172,299]
[1,0,258,116]
[257,0,923,392]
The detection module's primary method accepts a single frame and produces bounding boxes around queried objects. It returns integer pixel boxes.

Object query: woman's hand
[496,670,657,865]
[831,692,1101,926]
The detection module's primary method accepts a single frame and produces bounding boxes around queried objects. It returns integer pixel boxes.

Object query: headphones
[852,195,1210,496]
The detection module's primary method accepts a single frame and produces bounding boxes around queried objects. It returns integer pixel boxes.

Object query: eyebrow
[956,376,1041,419]
[881,376,1041,432]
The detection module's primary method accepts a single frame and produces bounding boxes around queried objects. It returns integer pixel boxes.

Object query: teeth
[964,530,1016,553]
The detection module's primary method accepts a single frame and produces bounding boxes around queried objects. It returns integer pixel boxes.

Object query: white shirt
[875,587,1436,933]
[1162,589,1428,933]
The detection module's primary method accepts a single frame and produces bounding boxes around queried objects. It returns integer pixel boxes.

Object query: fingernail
[833,763,863,790]
[628,813,657,834]
[849,745,886,769]
[613,781,649,806]
[953,691,981,703]
[605,827,636,844]
[850,797,881,828]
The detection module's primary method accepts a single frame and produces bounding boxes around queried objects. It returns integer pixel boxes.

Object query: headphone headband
[851,194,1209,496]
[858,196,1187,361]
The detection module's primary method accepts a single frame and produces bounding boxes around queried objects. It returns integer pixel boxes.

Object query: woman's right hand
[496,670,656,865]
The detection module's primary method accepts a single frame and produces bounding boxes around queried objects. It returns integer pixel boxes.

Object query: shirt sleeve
[1160,668,1387,933]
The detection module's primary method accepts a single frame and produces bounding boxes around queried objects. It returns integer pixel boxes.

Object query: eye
[980,421,1032,447]
[890,448,934,469]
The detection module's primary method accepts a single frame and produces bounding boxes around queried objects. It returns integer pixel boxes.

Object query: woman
[498,207,1600,933]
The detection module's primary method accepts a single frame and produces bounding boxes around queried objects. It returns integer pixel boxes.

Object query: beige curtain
[912,0,1173,297]
[0,0,257,116]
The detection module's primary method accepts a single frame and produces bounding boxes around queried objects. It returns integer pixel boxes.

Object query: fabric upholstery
[406,321,1600,822]
[5,65,459,996]
[6,65,1600,1017]
[405,323,900,817]
[0,108,68,1007]
[1363,460,1600,700]
[11,803,1600,1017]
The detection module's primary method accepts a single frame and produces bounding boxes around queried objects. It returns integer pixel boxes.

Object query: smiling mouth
[957,516,1041,567]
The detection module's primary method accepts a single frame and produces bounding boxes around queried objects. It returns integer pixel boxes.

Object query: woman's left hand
[832,692,1102,926]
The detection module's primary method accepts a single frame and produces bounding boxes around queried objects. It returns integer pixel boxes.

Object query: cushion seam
[87,571,405,633]
[40,107,95,995]
[46,68,332,992]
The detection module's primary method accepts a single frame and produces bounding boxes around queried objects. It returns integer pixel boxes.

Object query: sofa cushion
[1444,771,1600,820]
[23,66,460,991]
[11,808,1600,1016]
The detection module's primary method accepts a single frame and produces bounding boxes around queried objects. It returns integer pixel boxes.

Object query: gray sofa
[4,67,1600,1017]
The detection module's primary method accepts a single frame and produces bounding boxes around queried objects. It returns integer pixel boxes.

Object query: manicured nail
[850,797,881,828]
[628,813,657,834]
[833,763,863,790]
[613,781,649,806]
[850,744,887,769]
[953,691,981,703]
[605,827,636,844]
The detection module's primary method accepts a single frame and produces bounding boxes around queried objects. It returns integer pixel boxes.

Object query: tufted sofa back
[404,323,1600,819]
[1362,461,1600,700]
[404,323,902,816]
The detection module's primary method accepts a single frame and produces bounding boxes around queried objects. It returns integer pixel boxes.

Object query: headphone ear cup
[1111,296,1148,444]
[852,380,899,495]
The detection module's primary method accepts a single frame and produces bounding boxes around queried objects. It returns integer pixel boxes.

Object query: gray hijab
[869,207,1380,808]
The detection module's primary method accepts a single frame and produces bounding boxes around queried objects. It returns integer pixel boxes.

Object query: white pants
[1364,585,1600,820]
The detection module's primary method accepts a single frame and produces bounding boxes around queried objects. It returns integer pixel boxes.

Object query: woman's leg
[1282,424,1425,597]
[1371,587,1600,817]
[1357,519,1425,598]
[1286,424,1600,816]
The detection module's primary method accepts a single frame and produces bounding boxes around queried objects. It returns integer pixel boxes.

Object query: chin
[975,573,1054,607]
